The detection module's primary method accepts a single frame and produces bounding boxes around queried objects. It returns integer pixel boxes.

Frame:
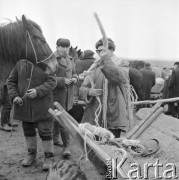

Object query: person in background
[69,50,95,123]
[0,81,13,131]
[168,62,179,118]
[53,38,78,157]
[139,62,156,106]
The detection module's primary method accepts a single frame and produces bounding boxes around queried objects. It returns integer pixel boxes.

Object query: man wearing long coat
[140,63,156,101]
[7,60,56,170]
[79,38,130,137]
[52,38,78,157]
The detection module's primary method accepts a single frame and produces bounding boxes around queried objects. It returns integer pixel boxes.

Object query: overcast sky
[0,0,179,60]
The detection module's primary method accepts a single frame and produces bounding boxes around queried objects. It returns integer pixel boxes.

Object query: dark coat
[129,68,144,101]
[140,68,156,100]
[79,56,129,131]
[7,60,56,122]
[75,57,95,75]
[53,54,78,111]
[168,68,179,97]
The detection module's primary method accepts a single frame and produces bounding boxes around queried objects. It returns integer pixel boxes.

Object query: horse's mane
[0,18,42,63]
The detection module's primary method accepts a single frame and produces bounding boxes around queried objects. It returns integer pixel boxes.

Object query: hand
[26,89,37,99]
[98,49,108,58]
[73,96,78,105]
[88,88,103,97]
[13,96,23,105]
[65,78,72,85]
[72,78,77,84]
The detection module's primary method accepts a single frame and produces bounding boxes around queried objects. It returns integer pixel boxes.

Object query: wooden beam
[127,102,162,139]
[132,97,179,105]
[131,107,163,139]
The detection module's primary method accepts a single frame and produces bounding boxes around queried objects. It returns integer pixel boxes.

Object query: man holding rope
[79,38,130,138]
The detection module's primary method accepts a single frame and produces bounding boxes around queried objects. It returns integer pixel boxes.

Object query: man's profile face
[96,45,113,57]
[56,46,70,57]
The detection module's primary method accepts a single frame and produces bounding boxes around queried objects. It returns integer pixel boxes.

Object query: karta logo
[106,158,178,179]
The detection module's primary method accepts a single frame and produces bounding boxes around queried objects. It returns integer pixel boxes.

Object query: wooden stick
[127,102,162,139]
[54,102,79,127]
[131,107,164,139]
[80,13,109,75]
[49,108,109,176]
[50,103,126,179]
[132,97,179,105]
[94,13,108,50]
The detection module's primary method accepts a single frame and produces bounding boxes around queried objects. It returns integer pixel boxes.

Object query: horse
[69,46,83,63]
[0,15,58,104]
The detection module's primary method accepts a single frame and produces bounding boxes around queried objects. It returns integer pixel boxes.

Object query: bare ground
[0,120,101,180]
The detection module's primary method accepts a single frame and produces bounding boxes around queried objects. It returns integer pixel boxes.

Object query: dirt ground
[0,120,101,180]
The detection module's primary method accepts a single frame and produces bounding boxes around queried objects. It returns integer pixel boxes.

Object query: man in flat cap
[52,38,78,157]
[79,38,131,137]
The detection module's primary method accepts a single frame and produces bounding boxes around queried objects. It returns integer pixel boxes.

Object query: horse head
[0,15,58,75]
[69,46,83,62]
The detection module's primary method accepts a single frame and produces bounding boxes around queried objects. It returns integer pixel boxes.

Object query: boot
[63,146,71,157]
[60,125,71,157]
[0,124,12,132]
[21,136,37,167]
[42,140,54,171]
[53,119,63,147]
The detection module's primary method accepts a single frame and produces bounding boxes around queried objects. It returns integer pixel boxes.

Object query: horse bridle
[26,31,54,64]
[18,31,54,105]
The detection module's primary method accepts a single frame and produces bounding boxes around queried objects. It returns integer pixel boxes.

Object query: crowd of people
[0,37,178,172]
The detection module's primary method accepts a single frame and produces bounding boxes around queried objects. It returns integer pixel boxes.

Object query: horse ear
[22,15,33,32]
[16,17,20,22]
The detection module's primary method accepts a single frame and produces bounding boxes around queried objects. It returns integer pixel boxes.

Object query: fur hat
[145,62,151,67]
[95,38,115,51]
[56,38,70,47]
[81,50,95,60]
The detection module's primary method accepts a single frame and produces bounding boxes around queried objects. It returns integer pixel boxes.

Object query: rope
[94,96,102,127]
[124,84,138,131]
[27,31,38,64]
[102,77,108,128]
[79,123,115,143]
[27,31,54,64]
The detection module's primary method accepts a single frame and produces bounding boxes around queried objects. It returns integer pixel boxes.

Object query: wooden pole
[127,102,162,139]
[131,107,163,139]
[49,103,125,179]
[132,97,179,105]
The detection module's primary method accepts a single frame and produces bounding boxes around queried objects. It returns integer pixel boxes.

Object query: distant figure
[140,63,156,105]
[168,62,179,118]
[162,73,177,117]
[75,50,95,75]
[69,50,95,123]
[152,66,166,79]
[129,68,144,101]
[0,82,13,131]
